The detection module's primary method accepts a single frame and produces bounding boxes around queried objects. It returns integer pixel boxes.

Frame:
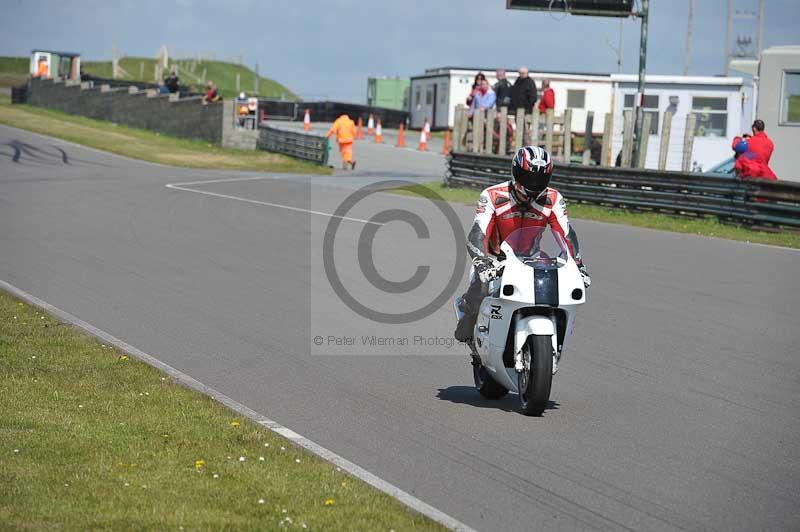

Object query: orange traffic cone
[356,116,364,140]
[303,108,311,131]
[442,129,451,155]
[396,123,406,148]
[367,114,375,135]
[423,118,431,141]
[374,120,383,143]
[417,128,427,151]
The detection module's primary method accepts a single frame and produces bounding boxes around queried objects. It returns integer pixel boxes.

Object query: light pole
[632,0,650,166]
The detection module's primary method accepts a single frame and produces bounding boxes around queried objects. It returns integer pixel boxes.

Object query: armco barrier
[257,125,329,165]
[446,151,800,228]
[11,84,28,104]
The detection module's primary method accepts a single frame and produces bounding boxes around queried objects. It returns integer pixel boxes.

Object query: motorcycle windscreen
[504,226,566,307]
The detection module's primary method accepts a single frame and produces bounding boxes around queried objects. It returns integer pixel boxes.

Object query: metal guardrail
[11,84,28,104]
[257,125,329,166]
[446,151,800,228]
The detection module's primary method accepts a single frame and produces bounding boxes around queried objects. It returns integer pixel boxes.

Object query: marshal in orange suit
[326,114,357,171]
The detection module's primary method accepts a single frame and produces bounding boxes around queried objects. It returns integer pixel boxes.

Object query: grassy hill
[84,57,297,100]
[0,55,297,100]
[0,56,29,88]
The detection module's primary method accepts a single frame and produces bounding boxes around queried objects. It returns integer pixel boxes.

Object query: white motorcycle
[454,226,587,416]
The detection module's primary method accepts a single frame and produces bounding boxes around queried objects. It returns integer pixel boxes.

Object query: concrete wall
[27,77,223,144]
[757,46,800,181]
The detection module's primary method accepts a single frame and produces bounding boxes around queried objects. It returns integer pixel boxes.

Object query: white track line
[165,175,290,187]
[165,181,381,226]
[0,279,477,532]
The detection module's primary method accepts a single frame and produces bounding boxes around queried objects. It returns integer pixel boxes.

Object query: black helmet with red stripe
[512,146,553,198]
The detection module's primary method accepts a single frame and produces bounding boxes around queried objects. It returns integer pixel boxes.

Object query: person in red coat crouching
[731,119,777,180]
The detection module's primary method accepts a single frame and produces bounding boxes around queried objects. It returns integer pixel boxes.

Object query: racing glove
[578,263,591,288]
[473,256,500,283]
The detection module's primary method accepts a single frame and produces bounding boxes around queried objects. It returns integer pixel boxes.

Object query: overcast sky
[1,0,798,101]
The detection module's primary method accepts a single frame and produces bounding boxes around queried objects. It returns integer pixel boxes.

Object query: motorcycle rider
[454,146,590,343]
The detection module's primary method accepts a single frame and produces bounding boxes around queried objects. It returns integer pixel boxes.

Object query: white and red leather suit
[467,181,583,264]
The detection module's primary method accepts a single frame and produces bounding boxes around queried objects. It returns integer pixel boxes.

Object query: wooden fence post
[514,108,525,150]
[523,112,533,147]
[459,105,470,151]
[621,110,634,168]
[452,105,464,152]
[486,108,496,154]
[563,109,573,163]
[601,112,613,167]
[545,108,555,153]
[472,110,484,153]
[682,113,697,172]
[498,106,508,155]
[582,111,594,165]
[529,109,540,147]
[636,113,652,168]
[658,110,673,170]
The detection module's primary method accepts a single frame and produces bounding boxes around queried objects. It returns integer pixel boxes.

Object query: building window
[425,87,433,105]
[440,83,448,104]
[623,93,659,135]
[566,89,585,109]
[781,71,800,125]
[691,96,728,137]
[414,87,421,107]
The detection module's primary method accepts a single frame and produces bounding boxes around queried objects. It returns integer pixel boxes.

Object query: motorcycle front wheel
[473,363,509,399]
[518,335,553,416]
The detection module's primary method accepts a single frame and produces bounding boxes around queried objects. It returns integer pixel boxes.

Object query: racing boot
[454,298,477,343]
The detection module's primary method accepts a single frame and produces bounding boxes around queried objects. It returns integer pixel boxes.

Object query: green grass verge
[0,289,444,531]
[0,100,330,174]
[389,181,800,249]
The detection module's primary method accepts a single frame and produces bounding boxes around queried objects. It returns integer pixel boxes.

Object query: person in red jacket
[731,119,777,180]
[538,79,555,114]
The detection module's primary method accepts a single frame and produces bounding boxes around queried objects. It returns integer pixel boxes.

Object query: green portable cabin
[366,77,410,111]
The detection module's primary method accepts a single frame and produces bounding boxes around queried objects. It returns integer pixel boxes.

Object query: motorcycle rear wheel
[473,364,509,399]
[518,335,553,416]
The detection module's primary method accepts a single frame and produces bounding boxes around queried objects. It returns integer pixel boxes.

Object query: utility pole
[683,0,693,75]
[756,0,765,56]
[632,0,649,165]
[724,0,732,75]
[617,19,624,73]
[254,62,259,95]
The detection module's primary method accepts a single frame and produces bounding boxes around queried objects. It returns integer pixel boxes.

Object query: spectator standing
[493,69,512,109]
[731,119,777,180]
[468,78,496,117]
[202,81,220,105]
[511,66,538,113]
[466,72,487,107]
[165,71,180,93]
[538,79,555,114]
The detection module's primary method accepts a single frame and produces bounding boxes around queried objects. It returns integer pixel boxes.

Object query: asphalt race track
[2,124,798,532]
